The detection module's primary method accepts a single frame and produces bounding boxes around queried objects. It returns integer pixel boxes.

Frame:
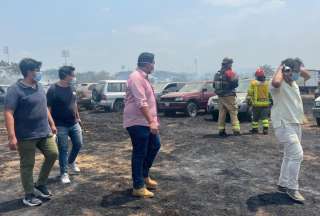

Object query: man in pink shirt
[123,52,161,198]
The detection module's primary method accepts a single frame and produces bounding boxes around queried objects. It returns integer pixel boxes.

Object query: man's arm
[130,77,159,134]
[300,67,310,81]
[47,107,57,134]
[74,103,83,128]
[140,106,159,134]
[272,65,284,88]
[75,103,81,122]
[4,109,17,150]
[230,76,239,89]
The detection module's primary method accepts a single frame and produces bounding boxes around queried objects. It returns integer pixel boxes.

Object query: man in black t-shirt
[47,66,83,184]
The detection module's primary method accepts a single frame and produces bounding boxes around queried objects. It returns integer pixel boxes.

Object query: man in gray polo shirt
[4,58,58,207]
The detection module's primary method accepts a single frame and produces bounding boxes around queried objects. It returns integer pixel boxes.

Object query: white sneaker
[60,173,71,184]
[69,163,81,173]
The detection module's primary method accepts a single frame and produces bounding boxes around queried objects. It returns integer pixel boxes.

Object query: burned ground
[0,97,319,216]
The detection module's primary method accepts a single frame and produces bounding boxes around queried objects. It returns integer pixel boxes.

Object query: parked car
[312,96,320,126]
[76,83,97,109]
[159,81,215,117]
[297,69,320,94]
[0,85,9,105]
[153,82,186,102]
[314,83,320,99]
[207,79,252,121]
[91,80,127,112]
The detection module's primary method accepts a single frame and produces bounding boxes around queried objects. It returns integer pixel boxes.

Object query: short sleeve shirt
[4,80,51,140]
[270,81,304,128]
[47,84,77,127]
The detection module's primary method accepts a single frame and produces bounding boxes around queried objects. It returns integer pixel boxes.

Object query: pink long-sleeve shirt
[123,69,159,128]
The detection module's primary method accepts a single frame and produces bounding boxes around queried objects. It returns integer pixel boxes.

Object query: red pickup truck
[159,81,215,117]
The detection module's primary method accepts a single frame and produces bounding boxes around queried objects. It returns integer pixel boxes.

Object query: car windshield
[237,79,250,93]
[153,83,169,93]
[179,83,203,92]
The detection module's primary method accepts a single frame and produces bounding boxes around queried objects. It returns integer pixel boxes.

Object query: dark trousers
[127,126,161,189]
[252,107,270,129]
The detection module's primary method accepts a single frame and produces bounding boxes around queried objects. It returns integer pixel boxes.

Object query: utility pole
[61,49,70,65]
[3,46,10,63]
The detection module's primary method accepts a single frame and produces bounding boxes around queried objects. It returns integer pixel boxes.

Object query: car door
[200,83,215,109]
[106,82,127,102]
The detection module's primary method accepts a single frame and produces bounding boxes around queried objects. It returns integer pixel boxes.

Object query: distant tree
[76,70,114,83]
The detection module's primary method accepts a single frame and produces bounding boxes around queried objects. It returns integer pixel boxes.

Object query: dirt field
[0,97,319,216]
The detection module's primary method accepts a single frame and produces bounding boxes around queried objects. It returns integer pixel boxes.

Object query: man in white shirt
[270,58,310,202]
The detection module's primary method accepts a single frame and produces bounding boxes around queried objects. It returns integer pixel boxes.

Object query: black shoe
[263,127,269,135]
[219,130,227,137]
[277,185,287,193]
[34,184,52,198]
[22,194,42,207]
[233,131,241,136]
[250,128,259,134]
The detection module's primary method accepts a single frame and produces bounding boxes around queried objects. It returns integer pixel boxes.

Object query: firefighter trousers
[252,106,270,129]
[218,96,240,132]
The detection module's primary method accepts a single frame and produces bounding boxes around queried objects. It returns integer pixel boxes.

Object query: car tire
[212,111,219,121]
[317,118,320,126]
[113,99,125,113]
[104,106,111,112]
[85,104,94,110]
[186,102,198,117]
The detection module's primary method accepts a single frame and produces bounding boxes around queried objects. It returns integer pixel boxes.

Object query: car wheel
[186,102,198,117]
[113,100,125,112]
[317,118,320,126]
[212,111,219,121]
[85,104,94,110]
[104,106,111,112]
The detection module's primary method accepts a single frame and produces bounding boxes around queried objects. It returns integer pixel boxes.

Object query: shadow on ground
[100,189,143,210]
[247,192,303,212]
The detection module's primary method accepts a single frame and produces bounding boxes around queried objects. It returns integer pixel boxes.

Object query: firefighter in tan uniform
[247,68,272,135]
[213,58,240,136]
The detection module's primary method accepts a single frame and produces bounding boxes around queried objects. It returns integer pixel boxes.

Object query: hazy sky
[0,0,319,74]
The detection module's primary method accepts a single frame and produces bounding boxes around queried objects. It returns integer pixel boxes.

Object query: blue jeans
[127,126,161,189]
[57,123,83,174]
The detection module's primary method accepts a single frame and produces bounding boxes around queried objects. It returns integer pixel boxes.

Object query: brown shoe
[132,187,154,198]
[144,177,158,190]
